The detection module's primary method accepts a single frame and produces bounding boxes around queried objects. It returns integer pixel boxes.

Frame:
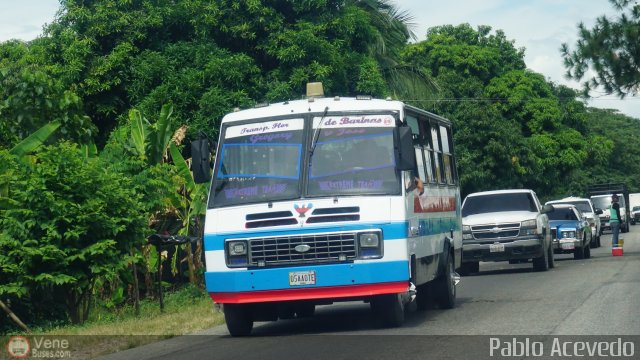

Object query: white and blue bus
[192,84,462,336]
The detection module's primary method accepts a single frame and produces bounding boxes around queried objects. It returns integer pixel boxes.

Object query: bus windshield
[307,117,399,197]
[212,118,304,207]
[210,114,402,208]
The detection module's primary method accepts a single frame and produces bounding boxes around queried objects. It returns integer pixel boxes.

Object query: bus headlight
[229,241,247,255]
[226,240,249,267]
[358,231,382,259]
[359,233,380,248]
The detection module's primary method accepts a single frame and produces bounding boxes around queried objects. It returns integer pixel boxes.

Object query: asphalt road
[97,226,640,360]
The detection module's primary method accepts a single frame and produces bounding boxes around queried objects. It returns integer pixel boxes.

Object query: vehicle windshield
[462,192,537,217]
[591,196,612,210]
[307,115,399,197]
[211,118,304,207]
[548,207,578,221]
[550,200,592,213]
[591,194,625,210]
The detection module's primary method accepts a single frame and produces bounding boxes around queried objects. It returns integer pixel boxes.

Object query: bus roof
[220,97,449,125]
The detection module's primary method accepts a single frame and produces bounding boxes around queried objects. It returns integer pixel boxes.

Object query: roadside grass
[5,287,225,359]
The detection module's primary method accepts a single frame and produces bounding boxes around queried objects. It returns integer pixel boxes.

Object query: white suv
[461,189,555,274]
[546,197,602,248]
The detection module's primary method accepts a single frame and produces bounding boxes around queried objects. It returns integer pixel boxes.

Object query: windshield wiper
[309,106,329,160]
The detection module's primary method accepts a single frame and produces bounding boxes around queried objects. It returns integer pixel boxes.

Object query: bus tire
[224,304,253,337]
[415,283,433,311]
[435,253,456,309]
[371,294,404,327]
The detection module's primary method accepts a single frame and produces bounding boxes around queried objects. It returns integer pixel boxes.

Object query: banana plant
[9,121,60,157]
[128,104,175,166]
[169,142,209,285]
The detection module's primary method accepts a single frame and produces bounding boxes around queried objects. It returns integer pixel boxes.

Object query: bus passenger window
[439,125,455,184]
[424,149,435,182]
[415,147,426,181]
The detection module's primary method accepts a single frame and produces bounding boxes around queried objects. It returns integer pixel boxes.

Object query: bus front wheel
[224,304,254,337]
[371,294,405,327]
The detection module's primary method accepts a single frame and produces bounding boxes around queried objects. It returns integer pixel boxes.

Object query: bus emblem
[294,203,313,218]
[294,244,311,253]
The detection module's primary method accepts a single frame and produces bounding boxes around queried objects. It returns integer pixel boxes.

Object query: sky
[0,0,638,119]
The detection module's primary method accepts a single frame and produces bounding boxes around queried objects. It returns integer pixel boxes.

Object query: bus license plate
[289,271,316,286]
[490,243,505,252]
[561,242,575,250]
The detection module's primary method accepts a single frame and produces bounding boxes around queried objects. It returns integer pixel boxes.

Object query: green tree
[402,24,600,198]
[580,107,640,191]
[561,0,640,97]
[36,0,431,144]
[0,44,95,148]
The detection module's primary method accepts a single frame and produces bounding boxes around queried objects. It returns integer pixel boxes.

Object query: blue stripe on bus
[203,221,409,252]
[204,260,409,293]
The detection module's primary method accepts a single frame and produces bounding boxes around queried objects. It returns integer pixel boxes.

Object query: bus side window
[415,147,427,182]
[440,125,455,184]
[405,115,421,146]
[407,113,438,183]
[430,125,443,183]
[423,147,434,182]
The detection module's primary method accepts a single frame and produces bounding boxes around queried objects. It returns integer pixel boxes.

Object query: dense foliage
[1,0,639,331]
[0,142,174,325]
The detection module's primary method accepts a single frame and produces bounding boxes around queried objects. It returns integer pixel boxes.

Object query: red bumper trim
[210,282,408,304]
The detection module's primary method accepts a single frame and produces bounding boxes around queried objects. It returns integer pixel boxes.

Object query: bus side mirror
[541,204,554,214]
[396,127,416,171]
[191,138,213,183]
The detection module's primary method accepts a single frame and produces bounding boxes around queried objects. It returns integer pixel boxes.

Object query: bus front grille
[249,232,357,266]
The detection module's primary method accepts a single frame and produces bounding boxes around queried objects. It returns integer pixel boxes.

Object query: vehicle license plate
[489,243,505,252]
[289,271,316,286]
[561,242,575,250]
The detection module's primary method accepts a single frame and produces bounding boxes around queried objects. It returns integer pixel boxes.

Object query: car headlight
[462,225,473,240]
[521,219,537,228]
[562,231,576,239]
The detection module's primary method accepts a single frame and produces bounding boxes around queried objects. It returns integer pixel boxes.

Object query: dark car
[631,205,640,225]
